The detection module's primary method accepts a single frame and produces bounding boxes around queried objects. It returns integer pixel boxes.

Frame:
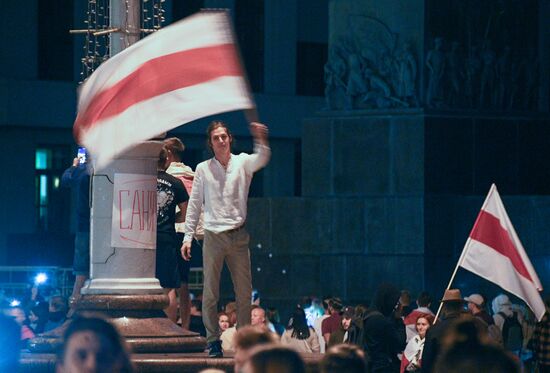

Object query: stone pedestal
[28,294,205,354]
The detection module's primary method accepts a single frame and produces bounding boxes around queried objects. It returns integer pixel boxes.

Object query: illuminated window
[35,146,72,232]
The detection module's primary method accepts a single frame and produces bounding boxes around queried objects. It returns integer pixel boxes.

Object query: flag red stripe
[469,210,533,282]
[74,43,242,139]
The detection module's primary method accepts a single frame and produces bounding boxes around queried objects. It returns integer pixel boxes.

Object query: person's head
[417,291,432,308]
[218,312,231,332]
[435,319,518,373]
[441,289,466,316]
[328,298,343,315]
[491,294,512,315]
[251,307,266,327]
[0,313,21,371]
[465,293,485,314]
[320,344,367,373]
[341,306,355,331]
[241,345,305,373]
[57,316,133,373]
[416,314,434,339]
[191,299,202,315]
[322,297,332,314]
[400,290,411,307]
[163,137,185,164]
[206,120,233,156]
[266,307,280,324]
[158,146,169,170]
[49,295,68,314]
[7,306,26,326]
[287,307,310,339]
[233,325,278,373]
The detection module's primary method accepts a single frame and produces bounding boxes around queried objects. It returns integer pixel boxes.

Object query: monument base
[28,294,206,354]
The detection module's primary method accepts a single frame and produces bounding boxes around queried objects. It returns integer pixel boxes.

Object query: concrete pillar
[264,0,297,94]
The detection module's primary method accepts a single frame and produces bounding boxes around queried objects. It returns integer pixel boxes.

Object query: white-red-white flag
[74,11,254,169]
[458,184,545,321]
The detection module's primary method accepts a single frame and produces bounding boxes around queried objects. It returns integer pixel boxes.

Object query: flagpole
[434,184,497,323]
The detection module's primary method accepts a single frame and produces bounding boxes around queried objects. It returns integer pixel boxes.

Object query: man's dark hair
[321,344,367,373]
[191,299,202,310]
[206,120,233,151]
[417,291,432,307]
[442,300,465,315]
[158,146,168,169]
[329,298,343,312]
[163,137,185,161]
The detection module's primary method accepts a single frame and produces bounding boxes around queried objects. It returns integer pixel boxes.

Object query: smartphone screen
[77,147,87,164]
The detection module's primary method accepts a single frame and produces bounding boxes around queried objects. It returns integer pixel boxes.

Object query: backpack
[498,311,523,351]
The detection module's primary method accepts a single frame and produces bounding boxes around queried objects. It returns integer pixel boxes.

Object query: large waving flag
[74,11,254,169]
[458,184,545,320]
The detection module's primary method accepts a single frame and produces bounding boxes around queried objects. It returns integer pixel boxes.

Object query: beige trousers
[202,227,252,343]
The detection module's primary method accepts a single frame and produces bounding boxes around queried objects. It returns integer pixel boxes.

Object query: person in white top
[182,120,271,357]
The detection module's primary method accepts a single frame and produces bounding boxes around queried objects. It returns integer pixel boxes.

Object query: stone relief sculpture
[446,41,464,107]
[479,40,497,108]
[323,15,419,110]
[426,37,446,108]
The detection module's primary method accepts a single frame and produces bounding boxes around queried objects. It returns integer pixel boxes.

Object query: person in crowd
[220,311,237,352]
[531,295,550,373]
[328,306,354,348]
[29,302,49,334]
[362,283,406,373]
[156,146,189,322]
[44,295,68,332]
[0,313,21,371]
[492,294,526,354]
[6,306,35,346]
[267,307,285,336]
[251,306,268,331]
[181,121,270,358]
[233,325,279,373]
[422,288,488,373]
[404,291,434,342]
[400,290,414,318]
[433,319,518,373]
[320,343,367,373]
[164,137,203,330]
[61,151,91,308]
[189,299,206,337]
[240,345,306,373]
[56,316,133,373]
[281,307,320,353]
[314,297,332,353]
[465,293,494,325]
[322,298,343,345]
[400,314,434,373]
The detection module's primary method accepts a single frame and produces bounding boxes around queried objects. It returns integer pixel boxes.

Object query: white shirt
[183,143,270,241]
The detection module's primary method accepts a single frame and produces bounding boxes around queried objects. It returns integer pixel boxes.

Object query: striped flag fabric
[458,184,545,321]
[74,11,254,169]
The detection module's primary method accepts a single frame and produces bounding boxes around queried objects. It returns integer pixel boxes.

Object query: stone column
[81,142,164,295]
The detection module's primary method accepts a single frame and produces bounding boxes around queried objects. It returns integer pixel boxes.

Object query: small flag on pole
[74,11,254,169]
[458,184,545,321]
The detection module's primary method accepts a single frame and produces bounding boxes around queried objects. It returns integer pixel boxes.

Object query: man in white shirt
[182,120,270,357]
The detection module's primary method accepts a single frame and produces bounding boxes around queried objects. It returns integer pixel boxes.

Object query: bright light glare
[34,273,48,285]
[10,299,21,307]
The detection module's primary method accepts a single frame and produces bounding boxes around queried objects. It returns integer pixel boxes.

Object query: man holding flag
[182,120,270,357]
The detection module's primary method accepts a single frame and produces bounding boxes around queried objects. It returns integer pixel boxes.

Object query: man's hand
[249,122,269,146]
[181,241,192,261]
[72,157,79,167]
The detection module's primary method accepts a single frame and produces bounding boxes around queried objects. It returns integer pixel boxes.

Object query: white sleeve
[183,166,204,242]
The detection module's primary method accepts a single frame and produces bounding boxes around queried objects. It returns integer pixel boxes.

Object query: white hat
[465,293,484,307]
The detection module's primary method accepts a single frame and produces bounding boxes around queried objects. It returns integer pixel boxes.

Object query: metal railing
[0,266,204,301]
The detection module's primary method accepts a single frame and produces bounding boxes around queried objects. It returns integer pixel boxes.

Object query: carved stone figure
[323,47,347,110]
[446,41,464,107]
[465,45,482,109]
[479,41,496,108]
[396,42,418,106]
[426,37,446,108]
[345,53,368,109]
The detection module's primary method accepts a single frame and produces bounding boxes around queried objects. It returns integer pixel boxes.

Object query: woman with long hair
[281,307,320,353]
[400,314,434,373]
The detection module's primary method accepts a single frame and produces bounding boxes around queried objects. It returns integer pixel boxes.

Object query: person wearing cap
[322,298,344,345]
[327,306,355,348]
[465,293,494,325]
